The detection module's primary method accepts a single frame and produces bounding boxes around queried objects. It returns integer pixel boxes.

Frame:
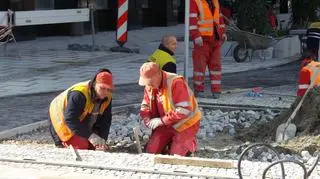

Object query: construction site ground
[1,24,319,178]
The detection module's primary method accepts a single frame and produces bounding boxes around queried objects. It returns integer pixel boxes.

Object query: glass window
[172,0,180,8]
[141,0,149,8]
[36,0,54,10]
[96,0,107,9]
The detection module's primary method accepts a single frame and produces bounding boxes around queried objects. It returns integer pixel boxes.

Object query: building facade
[0,0,183,40]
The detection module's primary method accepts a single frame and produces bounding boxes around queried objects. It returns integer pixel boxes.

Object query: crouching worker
[138,62,201,156]
[49,69,113,151]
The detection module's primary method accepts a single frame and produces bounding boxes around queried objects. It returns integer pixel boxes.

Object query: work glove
[194,36,203,46]
[147,118,164,130]
[88,133,107,150]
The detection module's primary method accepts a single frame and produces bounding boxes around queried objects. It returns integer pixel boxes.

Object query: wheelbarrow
[223,16,284,62]
[227,29,286,62]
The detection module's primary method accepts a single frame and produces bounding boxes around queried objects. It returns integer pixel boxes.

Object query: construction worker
[189,0,226,99]
[148,35,178,73]
[297,22,320,96]
[139,62,201,156]
[49,69,113,151]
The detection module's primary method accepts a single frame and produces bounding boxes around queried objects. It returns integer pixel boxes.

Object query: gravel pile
[2,108,308,161]
[2,108,279,148]
[198,108,280,139]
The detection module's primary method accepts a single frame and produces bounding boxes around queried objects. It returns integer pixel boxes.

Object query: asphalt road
[0,61,300,131]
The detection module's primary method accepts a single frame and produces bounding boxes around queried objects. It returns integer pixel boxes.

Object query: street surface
[0,60,299,131]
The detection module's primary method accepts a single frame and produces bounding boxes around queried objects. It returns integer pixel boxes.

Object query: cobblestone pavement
[0,144,319,179]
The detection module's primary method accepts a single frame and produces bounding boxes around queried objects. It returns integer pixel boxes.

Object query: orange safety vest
[301,61,320,87]
[160,72,202,132]
[49,81,112,142]
[194,0,220,36]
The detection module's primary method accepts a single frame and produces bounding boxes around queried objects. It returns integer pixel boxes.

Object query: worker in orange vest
[189,0,226,99]
[297,22,320,96]
[138,62,201,156]
[49,69,113,151]
[297,59,320,96]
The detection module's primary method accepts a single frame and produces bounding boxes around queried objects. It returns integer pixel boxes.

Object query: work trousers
[146,122,200,156]
[192,36,222,93]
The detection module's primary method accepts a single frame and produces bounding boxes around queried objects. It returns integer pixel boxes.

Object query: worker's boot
[194,91,205,98]
[212,92,221,99]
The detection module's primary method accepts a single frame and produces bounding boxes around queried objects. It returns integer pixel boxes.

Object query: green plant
[292,0,320,28]
[234,0,273,35]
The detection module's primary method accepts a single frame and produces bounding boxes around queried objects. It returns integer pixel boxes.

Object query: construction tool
[133,126,143,154]
[276,68,320,142]
[69,145,82,161]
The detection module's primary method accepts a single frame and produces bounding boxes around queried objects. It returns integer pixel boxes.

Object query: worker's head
[162,35,178,54]
[138,62,162,89]
[94,70,114,99]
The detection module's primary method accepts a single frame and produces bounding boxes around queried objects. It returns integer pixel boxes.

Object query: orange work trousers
[192,36,222,93]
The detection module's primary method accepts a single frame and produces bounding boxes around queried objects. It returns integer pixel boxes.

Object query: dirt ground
[237,87,320,155]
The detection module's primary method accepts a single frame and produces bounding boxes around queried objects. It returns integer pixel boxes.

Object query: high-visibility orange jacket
[189,0,225,41]
[140,71,201,132]
[49,81,112,142]
[297,61,320,96]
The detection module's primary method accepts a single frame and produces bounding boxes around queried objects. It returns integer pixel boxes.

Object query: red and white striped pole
[116,0,128,47]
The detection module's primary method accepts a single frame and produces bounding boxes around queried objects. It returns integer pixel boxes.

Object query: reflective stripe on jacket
[193,0,220,36]
[148,49,176,70]
[49,81,112,141]
[161,72,201,132]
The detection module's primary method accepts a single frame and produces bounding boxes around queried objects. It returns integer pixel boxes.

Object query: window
[141,0,149,8]
[96,0,107,9]
[172,0,180,9]
[36,0,54,10]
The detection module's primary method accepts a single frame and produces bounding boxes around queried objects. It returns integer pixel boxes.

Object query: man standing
[189,0,226,99]
[49,69,113,151]
[148,35,178,73]
[139,62,201,156]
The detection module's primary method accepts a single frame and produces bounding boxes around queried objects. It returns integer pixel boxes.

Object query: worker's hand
[147,118,164,130]
[95,144,109,152]
[88,133,106,147]
[194,37,203,46]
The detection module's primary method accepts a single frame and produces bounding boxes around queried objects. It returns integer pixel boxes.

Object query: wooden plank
[154,155,236,169]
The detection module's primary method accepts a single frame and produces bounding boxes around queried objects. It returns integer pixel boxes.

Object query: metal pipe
[237,143,285,179]
[0,157,237,179]
[184,0,190,82]
[262,159,307,179]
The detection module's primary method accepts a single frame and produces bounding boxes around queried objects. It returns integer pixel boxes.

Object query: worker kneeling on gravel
[139,62,202,156]
[49,69,113,151]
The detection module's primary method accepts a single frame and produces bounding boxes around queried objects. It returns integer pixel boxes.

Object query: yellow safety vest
[49,81,112,142]
[310,22,320,29]
[194,0,220,36]
[161,72,202,132]
[148,49,176,70]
